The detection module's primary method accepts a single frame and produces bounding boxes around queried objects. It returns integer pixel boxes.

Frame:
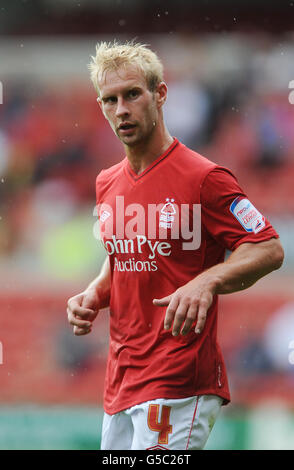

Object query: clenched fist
[67,288,100,336]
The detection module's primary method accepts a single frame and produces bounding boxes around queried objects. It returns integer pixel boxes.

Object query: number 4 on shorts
[147,404,173,445]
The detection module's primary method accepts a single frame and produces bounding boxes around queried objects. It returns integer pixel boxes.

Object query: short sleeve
[96,169,106,206]
[200,167,279,251]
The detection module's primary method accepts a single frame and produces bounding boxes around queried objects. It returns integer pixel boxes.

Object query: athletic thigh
[127,395,223,450]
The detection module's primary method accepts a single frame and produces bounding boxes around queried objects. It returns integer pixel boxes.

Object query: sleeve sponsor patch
[230,196,266,234]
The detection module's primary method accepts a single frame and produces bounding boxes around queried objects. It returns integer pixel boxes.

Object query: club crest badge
[159,198,176,229]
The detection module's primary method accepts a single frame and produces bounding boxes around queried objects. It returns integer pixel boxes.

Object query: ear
[97,96,107,118]
[155,82,168,109]
[97,96,102,110]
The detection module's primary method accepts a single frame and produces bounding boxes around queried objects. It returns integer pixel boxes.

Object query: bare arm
[86,256,111,308]
[153,238,284,337]
[67,256,111,336]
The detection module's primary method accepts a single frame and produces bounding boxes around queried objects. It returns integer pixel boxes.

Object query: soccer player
[67,41,284,450]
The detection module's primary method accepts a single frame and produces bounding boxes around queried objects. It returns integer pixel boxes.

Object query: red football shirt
[96,138,279,415]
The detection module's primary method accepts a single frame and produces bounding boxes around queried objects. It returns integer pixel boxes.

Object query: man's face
[98,65,163,147]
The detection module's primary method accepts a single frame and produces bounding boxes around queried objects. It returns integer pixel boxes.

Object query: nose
[115,97,130,118]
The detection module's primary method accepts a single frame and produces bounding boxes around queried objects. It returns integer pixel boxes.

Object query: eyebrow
[100,85,142,101]
[101,95,116,102]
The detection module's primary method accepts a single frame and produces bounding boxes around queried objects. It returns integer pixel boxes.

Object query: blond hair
[88,40,164,96]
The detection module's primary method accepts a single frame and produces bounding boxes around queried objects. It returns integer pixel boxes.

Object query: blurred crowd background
[0,0,294,450]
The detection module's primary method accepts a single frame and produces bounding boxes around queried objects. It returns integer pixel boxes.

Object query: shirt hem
[104,388,231,415]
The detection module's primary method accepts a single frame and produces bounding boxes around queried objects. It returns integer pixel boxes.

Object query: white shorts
[101,394,223,450]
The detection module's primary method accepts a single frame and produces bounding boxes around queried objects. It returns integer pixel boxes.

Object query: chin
[123,140,139,147]
[121,135,142,146]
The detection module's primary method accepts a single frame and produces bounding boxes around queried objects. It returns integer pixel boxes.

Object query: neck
[125,122,174,175]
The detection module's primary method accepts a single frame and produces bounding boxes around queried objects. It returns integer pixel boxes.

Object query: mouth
[118,122,137,134]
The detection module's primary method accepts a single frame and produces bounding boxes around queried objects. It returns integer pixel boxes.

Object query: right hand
[67,288,100,336]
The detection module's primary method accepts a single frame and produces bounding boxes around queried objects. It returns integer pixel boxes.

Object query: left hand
[153,278,215,336]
